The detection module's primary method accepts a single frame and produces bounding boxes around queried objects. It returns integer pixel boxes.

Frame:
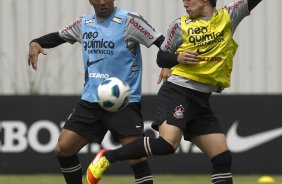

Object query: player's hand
[157,68,171,84]
[177,50,198,65]
[28,42,47,70]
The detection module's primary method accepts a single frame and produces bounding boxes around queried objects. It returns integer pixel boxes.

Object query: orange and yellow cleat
[86,149,111,184]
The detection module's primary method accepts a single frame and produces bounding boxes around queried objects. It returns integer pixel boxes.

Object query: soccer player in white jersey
[87,0,263,184]
[28,0,172,184]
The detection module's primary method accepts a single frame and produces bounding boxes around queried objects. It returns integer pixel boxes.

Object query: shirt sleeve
[30,32,66,48]
[224,0,250,34]
[58,17,83,44]
[125,12,162,48]
[248,0,262,12]
[160,18,183,53]
[156,50,179,68]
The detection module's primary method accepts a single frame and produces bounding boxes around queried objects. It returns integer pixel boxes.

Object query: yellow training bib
[172,8,238,87]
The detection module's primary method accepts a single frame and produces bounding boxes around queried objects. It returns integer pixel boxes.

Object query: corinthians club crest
[173,105,185,119]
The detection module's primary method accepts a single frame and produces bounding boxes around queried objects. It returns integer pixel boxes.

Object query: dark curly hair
[209,0,217,7]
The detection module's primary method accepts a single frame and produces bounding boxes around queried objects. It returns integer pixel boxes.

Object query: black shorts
[152,81,223,141]
[63,100,144,143]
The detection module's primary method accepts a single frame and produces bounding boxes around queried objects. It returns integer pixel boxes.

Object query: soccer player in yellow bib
[87,0,263,183]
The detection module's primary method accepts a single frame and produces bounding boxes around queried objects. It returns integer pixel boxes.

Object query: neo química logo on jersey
[82,31,115,55]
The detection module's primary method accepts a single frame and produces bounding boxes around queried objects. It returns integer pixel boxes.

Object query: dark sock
[56,155,83,184]
[104,136,175,163]
[211,150,233,184]
[131,160,153,184]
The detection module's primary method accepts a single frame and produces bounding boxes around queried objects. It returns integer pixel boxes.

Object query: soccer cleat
[86,149,111,184]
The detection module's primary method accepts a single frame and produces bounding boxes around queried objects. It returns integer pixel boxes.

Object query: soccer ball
[97,77,130,112]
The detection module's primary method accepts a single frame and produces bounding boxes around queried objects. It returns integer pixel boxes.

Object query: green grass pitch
[0,174,282,184]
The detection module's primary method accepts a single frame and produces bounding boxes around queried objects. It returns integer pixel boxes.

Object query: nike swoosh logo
[226,121,282,153]
[87,58,106,67]
[196,46,215,55]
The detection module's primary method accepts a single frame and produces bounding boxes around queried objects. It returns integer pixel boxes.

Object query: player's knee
[55,143,64,157]
[211,150,232,172]
[55,142,71,157]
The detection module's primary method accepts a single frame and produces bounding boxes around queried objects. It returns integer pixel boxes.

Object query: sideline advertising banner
[0,95,282,174]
